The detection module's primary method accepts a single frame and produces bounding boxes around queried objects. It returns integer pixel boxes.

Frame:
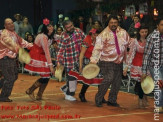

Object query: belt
[3,56,9,59]
[2,56,15,60]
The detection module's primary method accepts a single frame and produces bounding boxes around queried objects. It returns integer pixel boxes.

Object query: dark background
[0,0,77,33]
[0,0,162,33]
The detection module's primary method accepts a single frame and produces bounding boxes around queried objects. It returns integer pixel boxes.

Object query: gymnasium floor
[0,74,162,122]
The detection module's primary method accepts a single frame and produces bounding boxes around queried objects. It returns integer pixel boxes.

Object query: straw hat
[58,14,63,19]
[14,14,22,19]
[18,48,31,64]
[55,65,64,82]
[82,64,100,79]
[141,76,154,94]
[64,17,69,21]
[159,106,163,113]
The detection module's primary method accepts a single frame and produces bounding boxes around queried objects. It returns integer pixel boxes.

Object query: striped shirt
[142,29,163,74]
[57,28,85,71]
[90,26,130,64]
[0,29,33,59]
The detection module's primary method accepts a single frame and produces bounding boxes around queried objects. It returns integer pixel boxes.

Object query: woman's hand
[79,66,82,74]
[50,65,54,75]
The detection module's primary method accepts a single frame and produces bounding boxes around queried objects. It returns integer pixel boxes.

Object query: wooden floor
[0,74,162,122]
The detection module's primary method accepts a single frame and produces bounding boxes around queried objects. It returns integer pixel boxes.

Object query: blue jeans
[149,66,163,107]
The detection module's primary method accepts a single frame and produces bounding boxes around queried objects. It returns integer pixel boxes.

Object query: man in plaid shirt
[57,20,85,101]
[142,17,163,112]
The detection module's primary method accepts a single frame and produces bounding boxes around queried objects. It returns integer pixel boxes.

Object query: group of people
[0,14,163,113]
[13,13,33,39]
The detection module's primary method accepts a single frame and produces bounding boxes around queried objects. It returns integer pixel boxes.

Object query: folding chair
[122,63,135,92]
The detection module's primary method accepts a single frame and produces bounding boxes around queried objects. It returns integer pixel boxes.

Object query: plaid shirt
[142,29,163,74]
[128,23,137,38]
[57,28,85,71]
[50,46,58,59]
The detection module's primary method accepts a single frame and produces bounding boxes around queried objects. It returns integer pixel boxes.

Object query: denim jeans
[149,66,163,107]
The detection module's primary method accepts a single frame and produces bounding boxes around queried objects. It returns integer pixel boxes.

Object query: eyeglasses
[65,24,73,29]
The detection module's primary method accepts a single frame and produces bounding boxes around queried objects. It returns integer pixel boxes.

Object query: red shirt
[82,35,94,59]
[80,22,84,32]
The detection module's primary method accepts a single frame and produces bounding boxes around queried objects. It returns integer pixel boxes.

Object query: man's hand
[89,61,97,64]
[123,67,128,76]
[56,62,60,70]
[141,74,147,82]
[158,80,163,88]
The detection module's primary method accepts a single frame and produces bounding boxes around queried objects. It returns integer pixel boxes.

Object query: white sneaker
[65,95,76,101]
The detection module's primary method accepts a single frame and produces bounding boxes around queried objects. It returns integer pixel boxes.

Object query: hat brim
[14,14,22,19]
[141,76,154,94]
[55,65,64,81]
[18,48,31,64]
[82,64,100,79]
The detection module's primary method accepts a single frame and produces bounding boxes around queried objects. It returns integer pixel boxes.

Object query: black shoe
[102,98,107,103]
[5,98,13,102]
[0,98,13,102]
[79,93,87,102]
[107,101,120,107]
[95,100,103,107]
